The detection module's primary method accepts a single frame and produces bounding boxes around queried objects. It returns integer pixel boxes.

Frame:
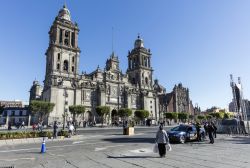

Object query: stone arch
[85,111,92,122]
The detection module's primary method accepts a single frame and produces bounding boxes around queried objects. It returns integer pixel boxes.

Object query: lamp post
[63,89,68,130]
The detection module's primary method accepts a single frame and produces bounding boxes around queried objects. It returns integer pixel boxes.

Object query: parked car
[167,124,206,143]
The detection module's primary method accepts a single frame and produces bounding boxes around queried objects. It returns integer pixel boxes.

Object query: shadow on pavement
[108,155,159,159]
[102,137,155,143]
[223,136,250,144]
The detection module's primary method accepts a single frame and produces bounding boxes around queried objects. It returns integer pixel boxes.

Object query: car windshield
[171,125,188,132]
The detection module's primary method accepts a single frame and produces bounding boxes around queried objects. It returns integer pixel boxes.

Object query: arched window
[132,78,136,84]
[63,60,68,71]
[57,63,60,70]
[57,53,60,60]
[145,77,148,85]
[72,56,75,63]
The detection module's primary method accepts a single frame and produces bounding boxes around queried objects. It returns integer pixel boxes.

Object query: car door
[189,126,197,140]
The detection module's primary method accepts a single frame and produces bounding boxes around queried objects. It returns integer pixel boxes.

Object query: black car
[167,124,205,143]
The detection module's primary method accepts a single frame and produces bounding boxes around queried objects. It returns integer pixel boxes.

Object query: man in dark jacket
[211,122,217,138]
[196,122,201,141]
[207,122,214,144]
[53,121,58,139]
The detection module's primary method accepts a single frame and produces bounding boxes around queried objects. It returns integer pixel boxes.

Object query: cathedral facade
[30,5,193,124]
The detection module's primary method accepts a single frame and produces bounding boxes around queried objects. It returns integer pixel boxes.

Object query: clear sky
[0,0,249,110]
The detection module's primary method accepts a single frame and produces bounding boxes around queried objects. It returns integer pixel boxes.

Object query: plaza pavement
[0,127,250,168]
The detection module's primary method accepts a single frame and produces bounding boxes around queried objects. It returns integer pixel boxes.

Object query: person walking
[20,121,25,129]
[68,122,74,138]
[211,122,217,138]
[207,122,215,144]
[53,121,58,139]
[196,122,201,142]
[155,125,169,157]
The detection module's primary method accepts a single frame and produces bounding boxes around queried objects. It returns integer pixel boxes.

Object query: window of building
[12,111,15,116]
[57,63,60,70]
[150,101,152,103]
[71,32,75,47]
[59,29,63,44]
[64,31,70,46]
[145,77,148,85]
[20,111,23,116]
[132,78,136,84]
[63,60,68,71]
[72,66,75,72]
[72,56,75,63]
[64,39,69,46]
[57,53,60,60]
[150,106,152,109]
[65,31,69,38]
[144,58,147,67]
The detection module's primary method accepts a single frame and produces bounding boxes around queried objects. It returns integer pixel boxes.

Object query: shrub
[58,130,69,137]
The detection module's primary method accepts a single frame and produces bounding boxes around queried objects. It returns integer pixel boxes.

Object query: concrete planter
[123,127,134,135]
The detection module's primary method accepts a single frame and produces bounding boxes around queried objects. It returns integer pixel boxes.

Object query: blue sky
[0,0,249,110]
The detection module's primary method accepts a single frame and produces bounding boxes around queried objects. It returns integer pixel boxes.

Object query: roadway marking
[95,145,124,151]
[0,157,35,161]
[72,141,84,144]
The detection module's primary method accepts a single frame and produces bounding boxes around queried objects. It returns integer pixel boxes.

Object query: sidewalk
[0,135,84,147]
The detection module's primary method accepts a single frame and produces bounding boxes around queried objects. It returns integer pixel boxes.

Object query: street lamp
[63,89,68,130]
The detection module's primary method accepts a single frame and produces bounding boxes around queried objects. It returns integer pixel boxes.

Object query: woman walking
[155,125,169,157]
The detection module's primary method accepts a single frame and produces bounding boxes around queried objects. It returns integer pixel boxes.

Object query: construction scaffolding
[230,74,248,121]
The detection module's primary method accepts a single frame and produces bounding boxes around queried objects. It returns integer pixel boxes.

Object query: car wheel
[179,135,185,144]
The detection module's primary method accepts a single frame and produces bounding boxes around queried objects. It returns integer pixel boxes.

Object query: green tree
[69,105,86,122]
[96,106,110,125]
[214,112,224,119]
[134,110,149,124]
[178,112,189,123]
[172,112,178,123]
[29,100,55,123]
[118,108,132,119]
[197,115,206,121]
[224,112,231,119]
[205,115,212,120]
[165,112,174,125]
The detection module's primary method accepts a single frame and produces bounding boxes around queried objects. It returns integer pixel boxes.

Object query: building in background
[0,101,32,126]
[0,100,22,108]
[155,83,194,116]
[29,5,194,125]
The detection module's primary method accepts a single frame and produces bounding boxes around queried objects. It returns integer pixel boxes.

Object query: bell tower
[44,4,80,89]
[127,35,153,90]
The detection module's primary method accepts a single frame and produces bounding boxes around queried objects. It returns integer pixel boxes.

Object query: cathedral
[29,5,194,125]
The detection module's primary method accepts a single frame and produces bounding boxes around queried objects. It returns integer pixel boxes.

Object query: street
[0,126,250,168]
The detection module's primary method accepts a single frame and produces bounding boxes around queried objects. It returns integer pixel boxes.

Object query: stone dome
[134,35,144,48]
[58,5,71,21]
